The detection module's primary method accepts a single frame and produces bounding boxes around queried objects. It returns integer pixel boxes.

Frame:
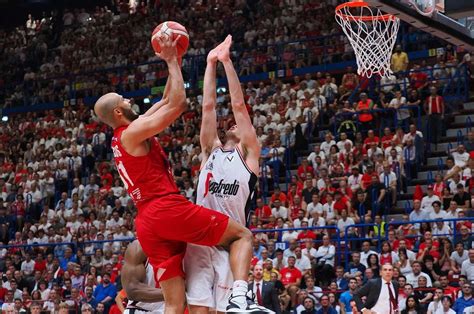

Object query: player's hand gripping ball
[151,21,189,57]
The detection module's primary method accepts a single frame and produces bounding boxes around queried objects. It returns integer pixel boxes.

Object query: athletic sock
[231,280,248,308]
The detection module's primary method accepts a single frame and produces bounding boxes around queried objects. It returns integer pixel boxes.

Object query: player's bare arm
[121,241,164,303]
[121,34,187,152]
[200,42,225,161]
[142,61,180,118]
[218,35,261,174]
[141,97,169,118]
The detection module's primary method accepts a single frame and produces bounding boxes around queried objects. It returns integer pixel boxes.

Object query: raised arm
[218,35,261,173]
[141,97,169,118]
[200,43,225,158]
[122,35,186,145]
[141,74,173,118]
[121,241,164,303]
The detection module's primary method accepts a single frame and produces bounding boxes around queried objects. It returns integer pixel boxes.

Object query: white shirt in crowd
[307,202,323,215]
[461,259,474,281]
[295,255,312,272]
[406,272,433,288]
[452,151,470,168]
[272,206,289,220]
[421,194,441,212]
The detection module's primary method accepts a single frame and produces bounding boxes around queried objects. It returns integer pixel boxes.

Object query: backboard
[365,0,474,50]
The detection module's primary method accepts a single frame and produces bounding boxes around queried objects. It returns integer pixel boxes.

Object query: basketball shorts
[183,244,233,312]
[135,194,229,283]
[124,309,163,314]
[124,305,164,314]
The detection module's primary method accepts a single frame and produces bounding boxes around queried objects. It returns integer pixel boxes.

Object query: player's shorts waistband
[136,192,183,208]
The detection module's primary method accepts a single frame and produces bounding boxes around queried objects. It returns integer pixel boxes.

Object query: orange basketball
[151,21,189,57]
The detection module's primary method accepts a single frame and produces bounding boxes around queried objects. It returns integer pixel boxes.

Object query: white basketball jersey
[126,260,164,313]
[197,147,258,225]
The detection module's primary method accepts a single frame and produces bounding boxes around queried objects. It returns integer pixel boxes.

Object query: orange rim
[335,1,397,22]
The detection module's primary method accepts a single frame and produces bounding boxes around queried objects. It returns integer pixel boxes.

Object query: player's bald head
[94,93,122,126]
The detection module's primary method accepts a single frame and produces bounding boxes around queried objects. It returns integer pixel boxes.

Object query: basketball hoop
[335,1,400,78]
[406,0,437,17]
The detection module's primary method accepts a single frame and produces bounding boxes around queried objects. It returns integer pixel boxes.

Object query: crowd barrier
[1,218,473,270]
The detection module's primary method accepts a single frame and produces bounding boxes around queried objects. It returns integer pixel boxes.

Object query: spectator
[272,199,289,220]
[316,294,337,314]
[461,249,474,282]
[425,86,444,146]
[300,297,317,314]
[421,185,441,212]
[314,235,335,287]
[389,90,410,129]
[391,45,409,73]
[453,284,474,314]
[406,261,433,288]
[338,278,358,314]
[356,93,375,132]
[92,273,117,311]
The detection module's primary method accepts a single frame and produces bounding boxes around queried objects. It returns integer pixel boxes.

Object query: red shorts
[135,194,229,283]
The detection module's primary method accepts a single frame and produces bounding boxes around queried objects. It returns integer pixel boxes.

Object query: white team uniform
[124,260,165,314]
[184,146,257,312]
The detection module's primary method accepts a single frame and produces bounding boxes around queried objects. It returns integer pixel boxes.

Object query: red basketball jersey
[111,126,179,206]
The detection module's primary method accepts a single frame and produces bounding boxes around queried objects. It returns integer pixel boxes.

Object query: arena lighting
[217,87,227,93]
[143,97,150,104]
[2,116,8,122]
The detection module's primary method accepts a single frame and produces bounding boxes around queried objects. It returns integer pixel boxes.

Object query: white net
[335,2,400,78]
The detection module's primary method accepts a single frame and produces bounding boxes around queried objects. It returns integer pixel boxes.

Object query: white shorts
[183,244,233,312]
[124,309,163,314]
[124,302,164,314]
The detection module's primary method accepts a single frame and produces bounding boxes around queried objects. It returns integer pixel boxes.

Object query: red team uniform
[112,126,230,282]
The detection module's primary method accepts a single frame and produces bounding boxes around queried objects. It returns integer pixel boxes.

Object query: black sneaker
[226,294,275,313]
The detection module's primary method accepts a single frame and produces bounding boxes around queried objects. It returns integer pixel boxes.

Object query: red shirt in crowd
[297,230,317,243]
[411,71,428,89]
[34,259,47,273]
[361,171,374,190]
[255,205,272,220]
[381,135,393,149]
[297,165,314,179]
[271,192,287,206]
[280,267,302,285]
[0,286,7,302]
[333,196,350,215]
[363,136,379,150]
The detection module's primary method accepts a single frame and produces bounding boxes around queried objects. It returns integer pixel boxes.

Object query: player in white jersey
[184,36,271,314]
[122,240,165,314]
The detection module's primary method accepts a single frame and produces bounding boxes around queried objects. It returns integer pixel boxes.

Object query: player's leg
[184,244,214,314]
[215,218,253,309]
[213,248,233,314]
[160,277,186,314]
[135,210,187,314]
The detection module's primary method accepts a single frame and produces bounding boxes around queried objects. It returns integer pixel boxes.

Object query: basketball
[151,21,189,57]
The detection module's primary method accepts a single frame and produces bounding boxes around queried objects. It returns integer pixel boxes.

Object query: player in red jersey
[94,35,256,313]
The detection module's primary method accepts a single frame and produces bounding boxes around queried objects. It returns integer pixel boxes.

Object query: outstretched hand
[217,35,232,63]
[155,33,181,63]
[207,35,231,63]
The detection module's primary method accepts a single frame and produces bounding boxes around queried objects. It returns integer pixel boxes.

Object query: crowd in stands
[0,1,473,314]
[0,0,445,109]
